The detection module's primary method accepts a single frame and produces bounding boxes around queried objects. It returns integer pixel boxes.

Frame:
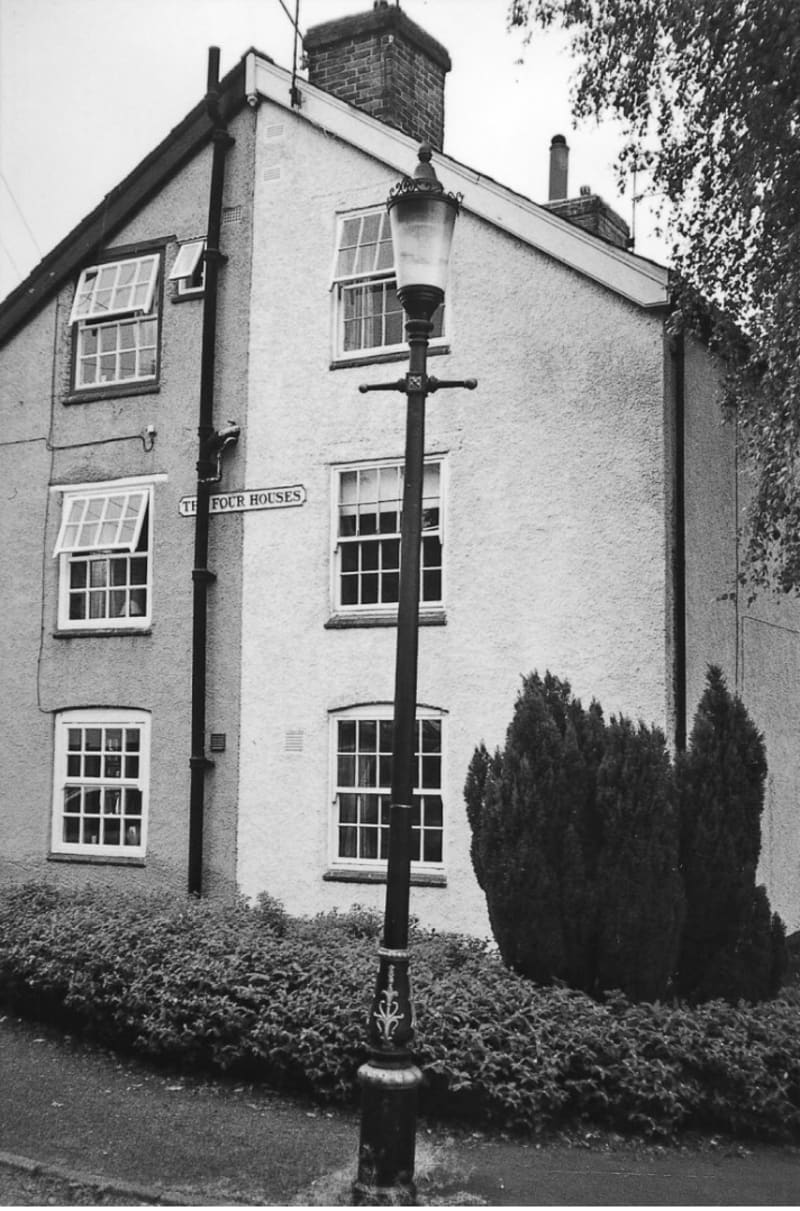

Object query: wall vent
[222,205,244,225]
[285,729,304,753]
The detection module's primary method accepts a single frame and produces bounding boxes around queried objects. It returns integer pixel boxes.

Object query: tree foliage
[510,0,800,592]
[676,665,787,1001]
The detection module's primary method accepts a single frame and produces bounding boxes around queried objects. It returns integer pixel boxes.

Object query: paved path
[1,1013,798,1205]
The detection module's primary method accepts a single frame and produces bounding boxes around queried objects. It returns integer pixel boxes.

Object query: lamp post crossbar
[358,375,477,396]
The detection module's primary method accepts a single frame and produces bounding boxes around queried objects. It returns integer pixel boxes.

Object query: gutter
[672,331,687,750]
[188,48,237,896]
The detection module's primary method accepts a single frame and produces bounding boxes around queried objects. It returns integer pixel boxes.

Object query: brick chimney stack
[544,133,632,250]
[303,1,452,151]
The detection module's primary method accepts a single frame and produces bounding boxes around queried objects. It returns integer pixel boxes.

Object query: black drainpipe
[672,331,687,751]
[188,48,236,896]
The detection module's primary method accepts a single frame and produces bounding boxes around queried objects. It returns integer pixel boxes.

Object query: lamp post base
[353,1059,423,1205]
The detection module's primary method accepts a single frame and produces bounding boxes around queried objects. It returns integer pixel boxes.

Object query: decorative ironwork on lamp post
[353,145,476,1206]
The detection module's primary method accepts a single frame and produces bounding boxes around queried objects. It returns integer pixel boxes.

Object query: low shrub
[1,883,798,1143]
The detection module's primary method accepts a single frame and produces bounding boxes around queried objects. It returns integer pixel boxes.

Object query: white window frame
[329,704,445,872]
[70,253,160,390]
[331,457,445,616]
[168,239,206,297]
[53,478,155,632]
[51,708,151,858]
[331,206,445,360]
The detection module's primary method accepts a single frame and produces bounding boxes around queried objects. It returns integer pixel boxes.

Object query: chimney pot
[548,133,569,202]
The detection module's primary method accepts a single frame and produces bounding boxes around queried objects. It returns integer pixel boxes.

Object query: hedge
[1,884,798,1143]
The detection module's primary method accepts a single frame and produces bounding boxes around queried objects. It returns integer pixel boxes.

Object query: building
[1,2,797,935]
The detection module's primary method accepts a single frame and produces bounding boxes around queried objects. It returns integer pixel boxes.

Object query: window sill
[324,867,446,888]
[325,610,446,630]
[64,382,160,405]
[48,853,146,867]
[54,627,152,639]
[330,344,450,371]
[171,291,205,305]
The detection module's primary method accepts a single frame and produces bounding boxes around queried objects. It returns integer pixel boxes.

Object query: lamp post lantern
[353,145,476,1206]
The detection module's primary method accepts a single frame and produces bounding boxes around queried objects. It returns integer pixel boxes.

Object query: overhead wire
[0,170,42,254]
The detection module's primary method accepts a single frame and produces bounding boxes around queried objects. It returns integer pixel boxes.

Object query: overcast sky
[0,0,667,302]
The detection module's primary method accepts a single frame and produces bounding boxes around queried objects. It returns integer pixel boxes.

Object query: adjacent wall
[0,105,256,898]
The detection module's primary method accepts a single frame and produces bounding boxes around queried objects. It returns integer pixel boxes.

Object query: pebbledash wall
[235,95,682,936]
[0,105,256,896]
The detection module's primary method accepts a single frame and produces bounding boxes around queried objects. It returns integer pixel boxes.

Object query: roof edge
[249,53,670,310]
[0,57,248,346]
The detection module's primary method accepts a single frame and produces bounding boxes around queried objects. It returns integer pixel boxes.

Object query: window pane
[361,573,378,603]
[64,787,81,813]
[422,719,441,751]
[424,831,443,863]
[362,827,379,859]
[382,571,399,601]
[339,793,358,823]
[385,308,403,347]
[124,821,141,846]
[63,817,80,844]
[426,796,444,827]
[421,755,441,787]
[341,544,358,573]
[130,556,148,585]
[88,560,107,588]
[341,575,359,605]
[382,539,400,569]
[339,720,356,752]
[339,826,358,858]
[124,788,142,818]
[423,569,442,601]
[358,754,376,787]
[359,720,377,751]
[338,754,356,786]
[131,589,148,618]
[104,818,121,845]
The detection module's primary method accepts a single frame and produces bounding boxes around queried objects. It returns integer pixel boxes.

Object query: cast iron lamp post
[353,145,476,1205]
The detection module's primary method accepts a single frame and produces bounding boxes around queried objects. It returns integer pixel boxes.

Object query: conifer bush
[466,667,787,1006]
[676,666,787,1002]
[465,673,683,1001]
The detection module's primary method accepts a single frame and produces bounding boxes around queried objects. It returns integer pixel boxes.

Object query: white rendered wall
[236,103,671,936]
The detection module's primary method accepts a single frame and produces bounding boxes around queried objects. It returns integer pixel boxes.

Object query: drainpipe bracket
[190,755,216,771]
[192,567,217,584]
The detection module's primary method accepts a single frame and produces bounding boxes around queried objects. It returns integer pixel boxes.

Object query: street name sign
[179,485,306,517]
